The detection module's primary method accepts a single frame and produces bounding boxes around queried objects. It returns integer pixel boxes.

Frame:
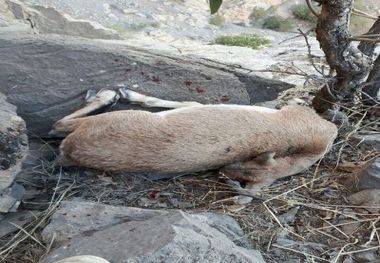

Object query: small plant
[109,24,126,33]
[214,34,270,49]
[209,14,225,27]
[292,4,317,22]
[249,7,267,20]
[262,16,293,32]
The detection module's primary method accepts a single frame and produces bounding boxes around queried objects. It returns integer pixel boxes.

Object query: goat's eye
[287,146,299,155]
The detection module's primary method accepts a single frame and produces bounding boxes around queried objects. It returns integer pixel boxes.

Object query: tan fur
[53,90,338,194]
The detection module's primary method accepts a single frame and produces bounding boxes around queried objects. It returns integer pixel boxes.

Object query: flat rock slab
[0,33,293,137]
[40,201,264,263]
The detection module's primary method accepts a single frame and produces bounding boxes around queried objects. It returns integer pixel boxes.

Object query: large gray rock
[6,0,121,39]
[0,33,293,137]
[42,201,168,244]
[0,92,28,212]
[40,201,264,263]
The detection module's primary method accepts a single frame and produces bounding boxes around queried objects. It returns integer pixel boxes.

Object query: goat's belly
[65,135,253,173]
[63,109,275,173]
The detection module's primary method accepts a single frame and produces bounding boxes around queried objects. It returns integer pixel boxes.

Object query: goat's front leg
[50,89,119,135]
[119,87,202,109]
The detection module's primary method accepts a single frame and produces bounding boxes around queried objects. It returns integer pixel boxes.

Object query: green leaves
[209,0,223,14]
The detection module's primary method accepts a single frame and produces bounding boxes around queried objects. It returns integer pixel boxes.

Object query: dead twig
[352,8,378,20]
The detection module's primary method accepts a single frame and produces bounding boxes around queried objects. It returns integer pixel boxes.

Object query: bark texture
[312,0,374,112]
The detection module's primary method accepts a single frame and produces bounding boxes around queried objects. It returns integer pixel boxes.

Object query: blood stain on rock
[221,95,230,102]
[196,87,205,93]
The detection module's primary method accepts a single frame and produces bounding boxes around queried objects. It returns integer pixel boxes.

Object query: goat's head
[220,152,277,187]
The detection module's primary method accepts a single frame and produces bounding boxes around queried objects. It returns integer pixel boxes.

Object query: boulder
[42,201,168,244]
[40,201,264,263]
[0,92,28,212]
[0,33,294,137]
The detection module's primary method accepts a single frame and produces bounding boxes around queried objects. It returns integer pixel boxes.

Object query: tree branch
[305,0,320,18]
[358,17,380,57]
[352,9,378,20]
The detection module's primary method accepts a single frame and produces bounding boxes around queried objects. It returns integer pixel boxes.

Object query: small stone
[351,133,380,152]
[348,189,380,213]
[358,158,380,190]
[354,250,378,262]
[278,207,300,224]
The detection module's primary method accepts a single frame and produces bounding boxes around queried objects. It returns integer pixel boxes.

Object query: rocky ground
[0,0,379,262]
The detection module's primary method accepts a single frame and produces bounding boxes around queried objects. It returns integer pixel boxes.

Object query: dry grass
[0,181,73,263]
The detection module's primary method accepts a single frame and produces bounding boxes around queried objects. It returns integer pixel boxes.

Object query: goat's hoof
[119,87,130,100]
[94,89,120,106]
[85,89,97,103]
[85,89,119,105]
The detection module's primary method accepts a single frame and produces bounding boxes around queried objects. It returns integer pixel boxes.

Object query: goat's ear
[254,152,275,165]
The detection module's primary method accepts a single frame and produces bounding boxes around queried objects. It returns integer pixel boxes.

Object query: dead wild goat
[51,88,337,202]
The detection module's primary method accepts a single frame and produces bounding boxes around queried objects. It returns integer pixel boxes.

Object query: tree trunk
[359,18,380,105]
[312,0,373,112]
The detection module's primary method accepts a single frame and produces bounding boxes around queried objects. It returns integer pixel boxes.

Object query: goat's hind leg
[50,89,120,135]
[119,87,202,109]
